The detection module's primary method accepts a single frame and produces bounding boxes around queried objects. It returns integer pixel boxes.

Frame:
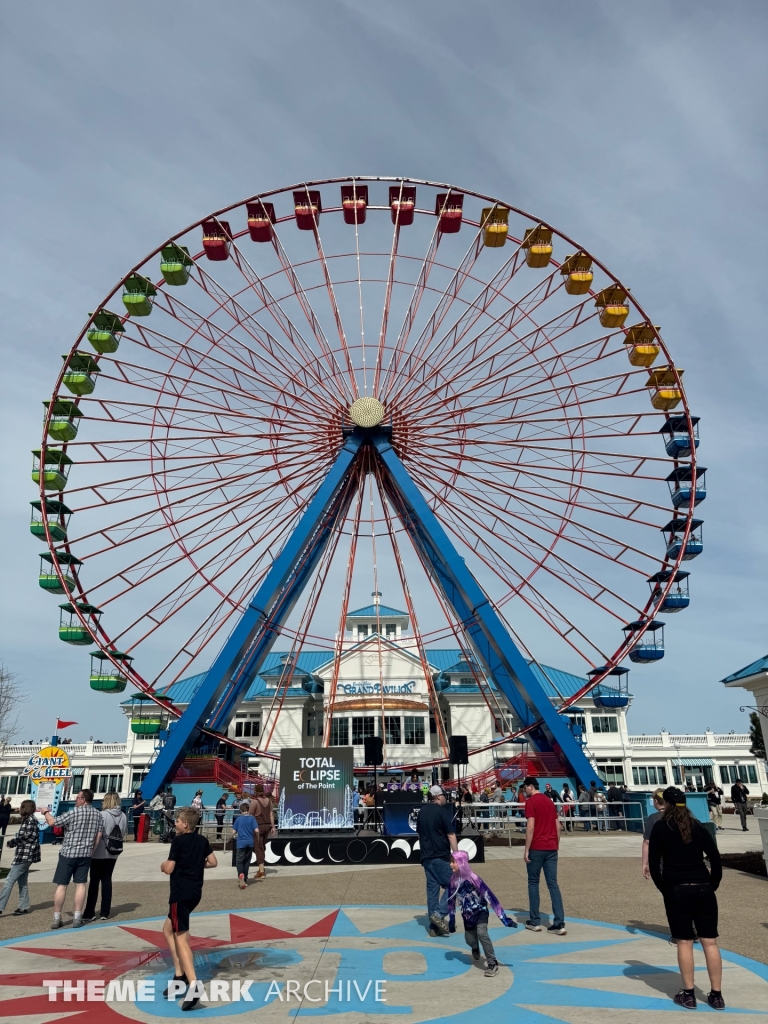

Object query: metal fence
[456,801,646,836]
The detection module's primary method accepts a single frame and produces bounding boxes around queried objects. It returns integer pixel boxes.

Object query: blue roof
[721,654,768,684]
[132,650,589,707]
[347,604,408,618]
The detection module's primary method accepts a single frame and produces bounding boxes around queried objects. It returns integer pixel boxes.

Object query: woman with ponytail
[648,786,724,1010]
[447,850,517,977]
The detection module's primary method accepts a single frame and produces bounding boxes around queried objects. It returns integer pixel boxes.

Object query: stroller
[159,807,176,843]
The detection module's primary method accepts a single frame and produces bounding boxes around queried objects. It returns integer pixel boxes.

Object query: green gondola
[130,692,165,734]
[160,243,193,286]
[59,602,101,645]
[90,650,133,693]
[62,351,100,396]
[30,499,72,542]
[31,448,72,491]
[39,550,82,593]
[43,399,82,442]
[122,274,157,316]
[87,309,125,354]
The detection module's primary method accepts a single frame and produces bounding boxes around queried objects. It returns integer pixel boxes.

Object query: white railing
[627,736,664,746]
[714,734,751,746]
[90,744,127,754]
[670,735,708,745]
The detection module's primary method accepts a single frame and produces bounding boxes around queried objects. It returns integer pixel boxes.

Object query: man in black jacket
[416,786,458,936]
[606,784,624,830]
[730,780,749,832]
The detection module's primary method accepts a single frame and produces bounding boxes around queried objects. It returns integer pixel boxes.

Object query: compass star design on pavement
[1,905,767,1022]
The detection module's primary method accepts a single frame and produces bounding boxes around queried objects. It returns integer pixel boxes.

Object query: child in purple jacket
[447,850,517,976]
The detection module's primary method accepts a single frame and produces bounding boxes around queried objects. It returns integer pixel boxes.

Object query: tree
[750,711,766,759]
[0,664,27,747]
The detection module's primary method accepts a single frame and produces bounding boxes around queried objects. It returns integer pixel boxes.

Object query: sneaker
[484,961,499,977]
[429,913,449,936]
[51,917,62,929]
[72,917,84,929]
[81,915,95,922]
[547,924,567,936]
[12,908,29,916]
[181,995,200,1012]
[471,947,481,961]
[163,975,189,998]
[238,873,247,890]
[673,989,697,1010]
[525,921,542,932]
[707,991,725,1010]
[100,914,109,921]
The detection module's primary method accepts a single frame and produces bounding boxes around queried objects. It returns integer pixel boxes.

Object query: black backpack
[104,813,124,856]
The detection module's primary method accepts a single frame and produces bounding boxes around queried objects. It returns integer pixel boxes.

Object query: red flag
[56,719,78,730]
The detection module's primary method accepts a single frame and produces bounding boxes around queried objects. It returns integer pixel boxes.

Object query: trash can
[136,813,151,843]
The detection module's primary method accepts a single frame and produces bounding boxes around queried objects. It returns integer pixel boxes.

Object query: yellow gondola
[624,322,661,367]
[480,206,509,248]
[560,252,593,295]
[522,224,553,268]
[646,365,684,410]
[595,285,629,328]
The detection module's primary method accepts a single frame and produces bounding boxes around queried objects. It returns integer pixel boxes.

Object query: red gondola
[435,192,463,233]
[293,190,321,230]
[201,218,232,261]
[389,184,416,225]
[246,201,276,242]
[341,184,368,225]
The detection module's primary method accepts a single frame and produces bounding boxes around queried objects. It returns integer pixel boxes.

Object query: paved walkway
[6,818,760,884]
[2,903,767,1022]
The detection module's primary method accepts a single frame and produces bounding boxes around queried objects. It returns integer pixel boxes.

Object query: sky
[1,0,767,743]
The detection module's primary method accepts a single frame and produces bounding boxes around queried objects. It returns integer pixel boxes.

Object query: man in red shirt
[523,776,566,935]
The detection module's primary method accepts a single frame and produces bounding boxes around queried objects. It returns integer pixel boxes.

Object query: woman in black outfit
[648,786,724,1011]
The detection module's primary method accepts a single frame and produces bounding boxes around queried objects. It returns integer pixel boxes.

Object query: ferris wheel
[32,176,704,789]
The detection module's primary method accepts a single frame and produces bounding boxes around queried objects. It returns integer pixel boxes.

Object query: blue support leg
[373,434,597,786]
[140,431,365,798]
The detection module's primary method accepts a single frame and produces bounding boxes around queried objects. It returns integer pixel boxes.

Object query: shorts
[663,883,718,941]
[53,855,91,885]
[168,897,200,934]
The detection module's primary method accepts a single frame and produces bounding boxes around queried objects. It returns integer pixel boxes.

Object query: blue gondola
[660,415,700,458]
[588,665,630,707]
[624,620,665,663]
[662,518,703,560]
[648,570,690,613]
[666,465,706,509]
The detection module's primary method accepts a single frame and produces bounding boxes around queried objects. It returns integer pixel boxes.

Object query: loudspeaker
[364,735,384,766]
[449,735,468,765]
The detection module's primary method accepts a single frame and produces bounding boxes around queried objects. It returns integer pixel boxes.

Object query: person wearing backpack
[83,791,126,921]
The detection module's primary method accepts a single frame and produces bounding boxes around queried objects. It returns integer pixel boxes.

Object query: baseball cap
[662,786,687,806]
[429,785,445,797]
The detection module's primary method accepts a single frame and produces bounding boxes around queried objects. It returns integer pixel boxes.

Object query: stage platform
[262,831,485,866]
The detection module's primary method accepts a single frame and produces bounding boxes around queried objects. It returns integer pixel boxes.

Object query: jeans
[578,805,591,831]
[236,845,254,882]
[526,849,565,928]
[215,813,225,840]
[735,803,748,829]
[596,805,607,831]
[464,912,496,963]
[0,862,31,911]
[423,857,452,919]
[84,858,116,918]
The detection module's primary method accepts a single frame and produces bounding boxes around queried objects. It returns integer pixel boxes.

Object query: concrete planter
[754,805,768,866]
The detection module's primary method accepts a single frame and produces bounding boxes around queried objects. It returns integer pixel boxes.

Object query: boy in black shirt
[160,806,217,1011]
